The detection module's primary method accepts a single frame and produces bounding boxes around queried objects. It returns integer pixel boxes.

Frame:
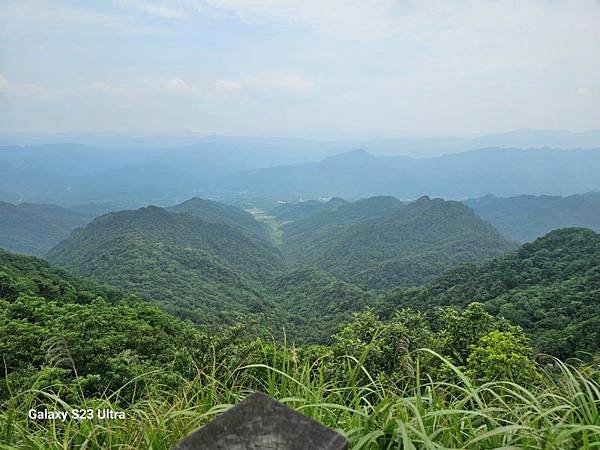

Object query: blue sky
[0,0,599,137]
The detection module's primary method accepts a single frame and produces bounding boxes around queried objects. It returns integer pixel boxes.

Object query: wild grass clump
[1,347,598,449]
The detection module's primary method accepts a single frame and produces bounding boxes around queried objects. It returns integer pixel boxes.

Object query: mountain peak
[321,149,376,163]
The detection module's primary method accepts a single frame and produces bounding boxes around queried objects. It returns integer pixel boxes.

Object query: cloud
[106,0,397,38]
[153,75,313,99]
[245,75,315,98]
[2,0,599,134]
[153,78,210,98]
[575,88,591,97]
[90,81,138,96]
[0,73,55,96]
[0,0,165,36]
[0,74,9,91]
[193,0,396,38]
[113,0,188,19]
[160,78,198,94]
[215,80,242,93]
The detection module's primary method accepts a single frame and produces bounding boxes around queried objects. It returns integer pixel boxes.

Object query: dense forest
[46,205,285,322]
[167,197,270,242]
[276,196,516,289]
[17,195,598,354]
[40,197,516,333]
[1,192,599,448]
[378,228,600,359]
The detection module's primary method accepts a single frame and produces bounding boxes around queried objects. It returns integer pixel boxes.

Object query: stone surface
[173,392,348,450]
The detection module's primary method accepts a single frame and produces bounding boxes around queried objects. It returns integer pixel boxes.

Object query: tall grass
[1,347,598,449]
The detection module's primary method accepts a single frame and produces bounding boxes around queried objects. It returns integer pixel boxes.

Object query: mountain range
[40,195,516,337]
[168,197,269,242]
[3,129,600,157]
[2,205,598,357]
[3,143,600,206]
[223,148,600,200]
[274,196,516,289]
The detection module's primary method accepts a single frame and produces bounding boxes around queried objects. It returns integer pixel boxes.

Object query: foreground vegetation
[2,345,599,449]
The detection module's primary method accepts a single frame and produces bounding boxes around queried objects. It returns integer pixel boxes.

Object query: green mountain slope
[278,196,404,265]
[0,247,212,400]
[465,192,600,242]
[46,206,286,321]
[0,201,93,256]
[281,196,516,289]
[282,196,403,237]
[168,197,269,241]
[267,268,374,344]
[380,228,600,358]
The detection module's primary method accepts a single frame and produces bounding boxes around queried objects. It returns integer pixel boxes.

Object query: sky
[0,0,599,137]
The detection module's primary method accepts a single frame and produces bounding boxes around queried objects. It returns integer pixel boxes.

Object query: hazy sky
[0,0,599,136]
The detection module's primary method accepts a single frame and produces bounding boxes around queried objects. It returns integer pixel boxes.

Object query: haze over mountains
[0,202,94,256]
[225,148,600,199]
[2,131,600,206]
[2,129,600,157]
[2,147,599,206]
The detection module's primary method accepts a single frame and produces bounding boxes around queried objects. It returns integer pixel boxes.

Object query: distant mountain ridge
[3,143,600,205]
[220,147,600,200]
[3,129,600,157]
[0,201,94,256]
[465,192,600,242]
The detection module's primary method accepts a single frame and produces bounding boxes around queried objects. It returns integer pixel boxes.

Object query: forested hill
[278,196,516,289]
[46,206,286,321]
[465,192,600,242]
[0,247,212,400]
[168,197,269,241]
[380,228,600,358]
[0,201,94,256]
[280,195,404,237]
